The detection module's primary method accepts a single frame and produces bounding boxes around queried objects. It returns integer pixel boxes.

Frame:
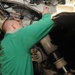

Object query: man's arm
[22,7,54,48]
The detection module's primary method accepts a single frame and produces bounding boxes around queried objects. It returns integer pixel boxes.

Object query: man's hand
[42,6,50,15]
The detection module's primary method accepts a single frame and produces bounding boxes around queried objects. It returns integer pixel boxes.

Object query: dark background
[49,13,75,69]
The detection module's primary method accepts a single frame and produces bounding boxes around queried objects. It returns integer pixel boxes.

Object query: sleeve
[22,14,54,48]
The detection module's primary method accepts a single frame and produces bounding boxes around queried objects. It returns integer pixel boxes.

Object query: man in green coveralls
[0,6,54,75]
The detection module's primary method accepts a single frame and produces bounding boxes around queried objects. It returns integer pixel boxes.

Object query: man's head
[2,19,23,33]
[0,10,23,33]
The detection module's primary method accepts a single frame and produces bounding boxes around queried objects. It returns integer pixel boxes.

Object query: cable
[20,0,26,16]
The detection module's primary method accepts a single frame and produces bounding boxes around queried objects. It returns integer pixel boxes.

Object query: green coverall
[0,14,54,75]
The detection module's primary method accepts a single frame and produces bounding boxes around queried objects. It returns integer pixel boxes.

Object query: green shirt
[0,14,54,75]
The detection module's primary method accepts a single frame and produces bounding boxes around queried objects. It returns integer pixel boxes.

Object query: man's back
[0,29,34,75]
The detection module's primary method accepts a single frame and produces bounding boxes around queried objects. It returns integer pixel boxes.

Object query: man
[0,7,54,75]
